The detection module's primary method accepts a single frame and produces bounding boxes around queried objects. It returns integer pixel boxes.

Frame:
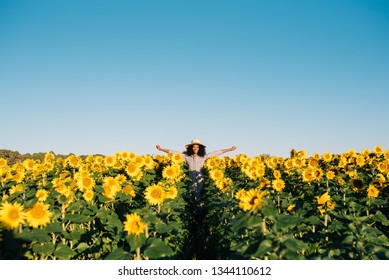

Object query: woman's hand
[230,146,237,151]
[156,145,161,151]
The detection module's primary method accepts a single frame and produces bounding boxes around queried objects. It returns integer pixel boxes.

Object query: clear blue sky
[1,0,388,157]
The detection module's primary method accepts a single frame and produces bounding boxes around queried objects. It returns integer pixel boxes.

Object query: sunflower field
[1,146,389,260]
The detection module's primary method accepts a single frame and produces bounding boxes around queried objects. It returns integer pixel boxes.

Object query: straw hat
[185,139,206,149]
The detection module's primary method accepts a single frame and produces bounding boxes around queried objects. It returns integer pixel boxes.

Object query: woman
[156,139,236,208]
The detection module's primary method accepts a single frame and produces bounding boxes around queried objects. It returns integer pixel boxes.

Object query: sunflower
[284,159,294,170]
[122,184,136,197]
[273,170,281,179]
[209,169,224,182]
[82,190,94,202]
[134,156,145,167]
[322,152,332,163]
[0,166,8,176]
[215,178,230,192]
[367,185,379,198]
[162,165,178,181]
[298,150,307,158]
[36,189,49,202]
[102,177,121,200]
[9,184,24,195]
[55,182,69,195]
[121,151,130,161]
[10,170,25,183]
[287,204,295,212]
[23,159,35,171]
[123,213,145,236]
[125,163,142,179]
[165,186,178,199]
[309,159,318,168]
[171,153,184,165]
[77,174,95,191]
[0,201,26,230]
[115,174,127,185]
[351,178,365,192]
[266,157,278,169]
[317,192,335,215]
[314,168,323,180]
[215,180,228,192]
[302,168,315,182]
[293,157,304,168]
[347,149,357,157]
[272,179,285,192]
[378,162,388,173]
[26,203,53,228]
[373,145,383,154]
[326,170,336,180]
[238,188,266,212]
[356,155,366,167]
[144,183,165,205]
[317,192,331,205]
[44,152,55,163]
[338,158,347,168]
[66,155,80,168]
[0,158,8,168]
[94,156,104,165]
[104,155,116,167]
[235,189,246,200]
[144,155,156,169]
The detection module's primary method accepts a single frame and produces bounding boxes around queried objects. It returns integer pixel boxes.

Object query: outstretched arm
[206,146,237,158]
[220,146,237,154]
[156,145,170,153]
[156,145,182,155]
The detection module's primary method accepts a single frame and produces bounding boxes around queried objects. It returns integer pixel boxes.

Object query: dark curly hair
[186,145,206,157]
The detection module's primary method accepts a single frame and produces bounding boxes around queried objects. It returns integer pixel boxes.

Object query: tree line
[0,149,95,166]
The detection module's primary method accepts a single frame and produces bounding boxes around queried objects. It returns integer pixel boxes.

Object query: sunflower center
[83,178,92,186]
[151,189,162,199]
[9,209,20,220]
[31,205,45,219]
[131,221,140,231]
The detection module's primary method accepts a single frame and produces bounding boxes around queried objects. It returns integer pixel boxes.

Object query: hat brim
[185,143,206,148]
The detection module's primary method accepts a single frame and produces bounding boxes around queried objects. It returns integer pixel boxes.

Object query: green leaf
[32,242,55,255]
[44,222,63,234]
[304,215,321,225]
[373,211,389,226]
[283,237,308,252]
[261,204,278,220]
[144,238,174,259]
[66,200,85,213]
[76,242,89,253]
[64,214,94,223]
[128,234,147,252]
[54,244,77,260]
[104,248,129,260]
[276,215,301,231]
[63,229,86,241]
[155,223,173,234]
[255,239,273,258]
[20,228,51,242]
[341,235,354,245]
[106,214,123,229]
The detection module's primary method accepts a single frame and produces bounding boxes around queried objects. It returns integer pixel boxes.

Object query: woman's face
[192,145,199,155]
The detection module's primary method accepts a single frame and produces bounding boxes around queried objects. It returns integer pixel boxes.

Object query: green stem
[136,247,141,260]
[262,218,267,235]
[367,198,370,216]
